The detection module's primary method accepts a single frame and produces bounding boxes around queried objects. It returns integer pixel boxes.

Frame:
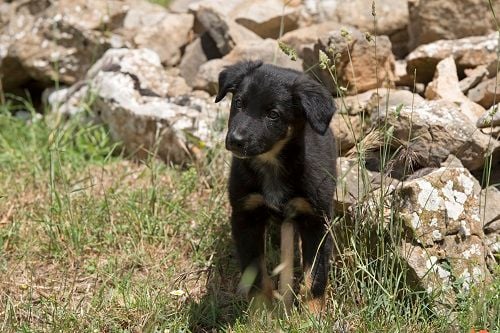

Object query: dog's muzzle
[226,131,247,156]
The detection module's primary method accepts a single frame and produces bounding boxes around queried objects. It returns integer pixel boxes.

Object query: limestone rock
[398,167,491,308]
[477,104,500,129]
[233,0,300,39]
[331,113,366,154]
[303,27,396,95]
[334,157,398,212]
[459,65,489,94]
[1,0,128,89]
[371,100,500,171]
[280,21,343,58]
[179,33,222,86]
[120,3,194,67]
[481,187,500,232]
[406,33,498,83]
[337,88,424,116]
[194,39,303,94]
[194,4,261,55]
[312,0,409,57]
[51,48,219,165]
[407,0,497,50]
[425,56,485,123]
[468,78,500,110]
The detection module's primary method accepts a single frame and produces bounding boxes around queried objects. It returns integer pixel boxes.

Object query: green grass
[148,0,172,7]
[0,96,498,332]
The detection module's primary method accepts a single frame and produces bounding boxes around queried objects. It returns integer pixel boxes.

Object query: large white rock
[51,48,223,165]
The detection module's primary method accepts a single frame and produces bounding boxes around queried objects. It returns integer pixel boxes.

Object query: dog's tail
[280,220,294,311]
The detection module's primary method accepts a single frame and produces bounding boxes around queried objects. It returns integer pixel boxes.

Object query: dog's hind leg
[231,209,273,304]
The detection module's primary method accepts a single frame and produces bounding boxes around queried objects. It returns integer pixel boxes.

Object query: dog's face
[215,61,335,158]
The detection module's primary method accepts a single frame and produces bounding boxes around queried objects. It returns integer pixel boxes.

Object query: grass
[148,0,172,7]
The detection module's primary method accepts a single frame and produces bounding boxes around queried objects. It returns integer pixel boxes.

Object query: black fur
[215,61,337,305]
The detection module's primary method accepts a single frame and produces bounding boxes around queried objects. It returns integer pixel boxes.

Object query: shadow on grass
[186,223,248,332]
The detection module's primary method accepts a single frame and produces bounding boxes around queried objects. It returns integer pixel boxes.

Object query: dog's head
[214,60,335,158]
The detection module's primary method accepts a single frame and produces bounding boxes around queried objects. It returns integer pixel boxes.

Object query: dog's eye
[267,110,280,120]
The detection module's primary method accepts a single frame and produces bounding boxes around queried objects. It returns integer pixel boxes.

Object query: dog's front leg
[297,218,332,314]
[231,208,273,304]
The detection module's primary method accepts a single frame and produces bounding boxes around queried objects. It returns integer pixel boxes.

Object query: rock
[407,0,497,50]
[477,104,500,129]
[121,3,194,67]
[1,0,128,90]
[194,59,229,95]
[398,167,491,309]
[395,59,415,87]
[406,33,498,83]
[425,56,485,123]
[459,65,488,94]
[468,78,500,110]
[280,21,343,58]
[334,157,398,212]
[481,187,500,231]
[233,0,300,39]
[179,33,222,86]
[303,27,396,95]
[188,0,245,17]
[194,4,262,55]
[194,38,303,94]
[371,100,500,171]
[51,48,218,165]
[331,113,365,154]
[313,0,409,57]
[169,0,202,13]
[337,88,424,116]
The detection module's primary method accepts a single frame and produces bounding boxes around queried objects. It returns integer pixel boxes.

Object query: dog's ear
[214,60,263,103]
[293,76,335,135]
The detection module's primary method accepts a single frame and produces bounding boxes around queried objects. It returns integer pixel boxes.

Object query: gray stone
[51,48,219,165]
[179,33,221,87]
[424,56,485,123]
[398,167,491,309]
[371,100,500,171]
[194,4,261,55]
[406,33,498,84]
[194,39,303,94]
[233,0,300,39]
[408,0,497,50]
[280,21,343,58]
[477,104,500,129]
[121,3,194,67]
[468,78,500,110]
[303,27,396,95]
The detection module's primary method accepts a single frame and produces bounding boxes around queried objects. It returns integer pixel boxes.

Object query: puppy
[215,60,336,312]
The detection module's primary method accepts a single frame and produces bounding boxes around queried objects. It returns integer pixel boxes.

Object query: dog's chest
[257,166,292,210]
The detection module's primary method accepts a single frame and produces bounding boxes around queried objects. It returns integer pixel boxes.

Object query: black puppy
[215,60,336,312]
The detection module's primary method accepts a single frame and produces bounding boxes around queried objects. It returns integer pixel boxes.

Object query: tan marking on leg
[242,194,265,210]
[248,258,274,308]
[306,297,325,314]
[279,220,294,311]
[303,265,325,315]
[285,197,314,219]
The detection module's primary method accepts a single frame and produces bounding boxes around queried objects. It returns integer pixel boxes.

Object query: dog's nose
[227,131,245,151]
